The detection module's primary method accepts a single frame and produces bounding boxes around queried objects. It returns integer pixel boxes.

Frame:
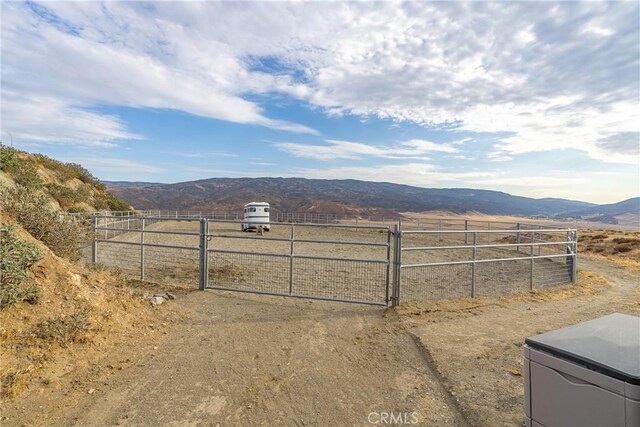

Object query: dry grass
[30,305,92,346]
[499,270,612,302]
[579,229,640,270]
[395,270,612,319]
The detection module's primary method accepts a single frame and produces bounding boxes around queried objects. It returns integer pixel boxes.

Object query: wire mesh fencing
[205,221,391,305]
[398,228,577,304]
[86,213,577,306]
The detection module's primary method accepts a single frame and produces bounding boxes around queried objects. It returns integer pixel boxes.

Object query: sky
[1,1,639,204]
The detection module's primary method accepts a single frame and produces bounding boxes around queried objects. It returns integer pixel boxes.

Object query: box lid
[525,313,640,385]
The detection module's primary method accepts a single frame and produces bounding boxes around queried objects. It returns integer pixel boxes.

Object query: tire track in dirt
[9,290,468,426]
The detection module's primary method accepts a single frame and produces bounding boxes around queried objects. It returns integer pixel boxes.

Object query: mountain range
[105,177,638,224]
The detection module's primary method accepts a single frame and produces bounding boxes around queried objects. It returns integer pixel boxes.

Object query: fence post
[289,224,295,295]
[516,223,521,252]
[537,226,542,256]
[392,223,402,306]
[199,218,208,290]
[385,227,391,305]
[91,215,98,264]
[566,230,577,283]
[471,232,477,297]
[530,230,535,290]
[572,230,578,283]
[464,220,468,245]
[140,218,145,281]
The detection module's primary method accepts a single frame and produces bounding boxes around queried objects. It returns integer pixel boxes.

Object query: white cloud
[174,151,238,159]
[1,2,316,146]
[276,138,456,160]
[294,163,494,186]
[472,176,587,187]
[1,91,142,147]
[2,0,638,165]
[60,157,164,181]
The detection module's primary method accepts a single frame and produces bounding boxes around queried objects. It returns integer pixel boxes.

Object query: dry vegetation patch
[0,219,160,400]
[396,270,612,321]
[579,229,640,270]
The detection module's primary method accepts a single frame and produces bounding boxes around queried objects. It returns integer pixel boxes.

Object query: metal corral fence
[396,226,577,304]
[85,213,577,306]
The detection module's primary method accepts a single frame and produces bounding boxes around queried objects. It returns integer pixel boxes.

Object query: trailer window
[249,207,256,212]
[264,208,270,212]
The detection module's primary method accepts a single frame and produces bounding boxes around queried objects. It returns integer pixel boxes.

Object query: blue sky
[1,1,639,204]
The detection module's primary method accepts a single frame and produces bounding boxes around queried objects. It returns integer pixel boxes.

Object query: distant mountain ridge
[104,177,612,218]
[563,197,640,217]
[561,197,640,225]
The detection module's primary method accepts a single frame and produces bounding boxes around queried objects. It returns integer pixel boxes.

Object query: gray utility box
[524,313,640,427]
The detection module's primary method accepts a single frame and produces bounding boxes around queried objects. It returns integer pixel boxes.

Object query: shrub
[612,237,640,245]
[106,193,131,211]
[613,245,633,254]
[1,186,91,261]
[0,146,43,189]
[32,305,91,345]
[0,224,42,308]
[67,206,87,214]
[46,183,80,208]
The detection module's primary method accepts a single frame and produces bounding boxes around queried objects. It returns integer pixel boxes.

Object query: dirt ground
[1,288,467,426]
[1,254,637,426]
[396,256,639,426]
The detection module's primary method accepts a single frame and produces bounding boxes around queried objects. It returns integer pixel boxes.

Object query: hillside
[561,197,640,226]
[0,147,161,403]
[106,177,596,217]
[0,146,130,213]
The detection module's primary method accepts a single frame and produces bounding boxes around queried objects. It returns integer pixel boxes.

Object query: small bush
[33,305,91,345]
[46,183,80,208]
[613,245,633,254]
[0,224,42,308]
[1,187,91,261]
[588,233,609,240]
[0,146,43,189]
[612,237,640,245]
[67,206,87,214]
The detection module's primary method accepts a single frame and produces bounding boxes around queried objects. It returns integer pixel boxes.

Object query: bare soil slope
[0,219,157,406]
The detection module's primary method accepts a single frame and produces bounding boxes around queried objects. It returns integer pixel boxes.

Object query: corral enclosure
[83,213,577,306]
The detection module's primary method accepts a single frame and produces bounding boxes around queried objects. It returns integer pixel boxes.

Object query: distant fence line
[62,209,554,231]
[80,212,578,306]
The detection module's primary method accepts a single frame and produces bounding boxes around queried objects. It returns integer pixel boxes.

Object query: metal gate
[203,219,392,306]
[92,215,392,306]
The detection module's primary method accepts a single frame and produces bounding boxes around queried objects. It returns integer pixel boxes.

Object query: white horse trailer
[242,202,270,232]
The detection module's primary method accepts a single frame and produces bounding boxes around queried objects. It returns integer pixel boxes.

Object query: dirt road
[2,256,636,426]
[2,290,467,426]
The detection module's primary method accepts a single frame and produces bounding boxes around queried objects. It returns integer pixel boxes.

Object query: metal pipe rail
[95,239,199,251]
[402,241,572,251]
[203,286,388,307]
[95,227,200,236]
[401,252,575,269]
[401,228,573,234]
[208,233,389,247]
[93,215,391,230]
